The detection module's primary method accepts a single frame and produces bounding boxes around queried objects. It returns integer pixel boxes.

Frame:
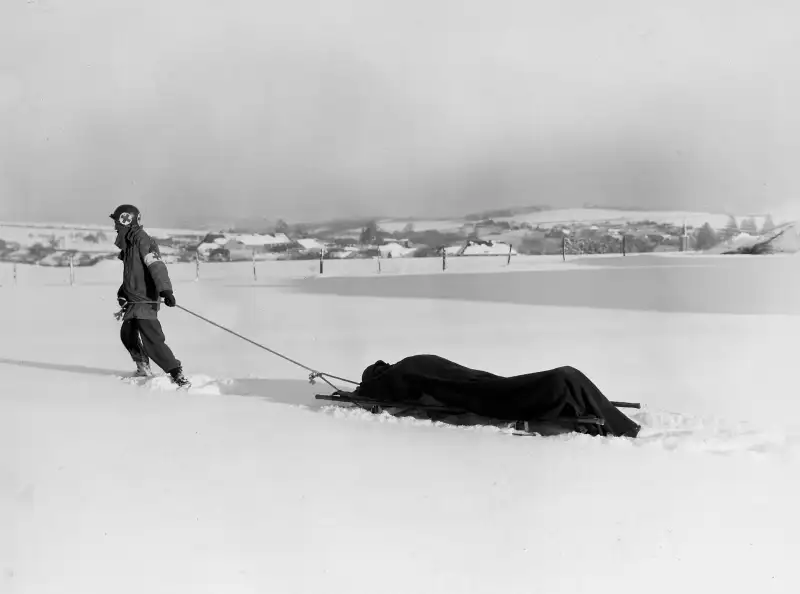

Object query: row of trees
[693,215,777,251]
[723,214,775,236]
[694,224,722,251]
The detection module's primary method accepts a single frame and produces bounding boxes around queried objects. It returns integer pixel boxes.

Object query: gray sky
[2,0,799,228]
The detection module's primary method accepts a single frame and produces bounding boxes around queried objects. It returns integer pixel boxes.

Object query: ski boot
[168,366,191,389]
[133,360,153,378]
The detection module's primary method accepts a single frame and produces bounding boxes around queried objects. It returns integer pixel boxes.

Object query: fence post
[69,253,75,285]
[442,248,447,271]
[195,252,200,282]
[507,243,513,265]
[252,250,257,282]
[561,237,566,261]
[319,247,324,274]
[622,235,627,256]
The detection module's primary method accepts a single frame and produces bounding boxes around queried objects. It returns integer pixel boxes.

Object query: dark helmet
[109,204,141,227]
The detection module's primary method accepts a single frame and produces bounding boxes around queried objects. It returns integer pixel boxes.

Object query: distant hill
[303,207,779,239]
[462,205,550,221]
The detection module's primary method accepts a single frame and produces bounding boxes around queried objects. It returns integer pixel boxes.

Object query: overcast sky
[1,0,799,228]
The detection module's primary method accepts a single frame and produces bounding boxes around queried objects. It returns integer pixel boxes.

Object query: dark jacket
[115,224,173,320]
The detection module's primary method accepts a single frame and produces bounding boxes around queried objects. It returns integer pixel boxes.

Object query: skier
[111,204,190,388]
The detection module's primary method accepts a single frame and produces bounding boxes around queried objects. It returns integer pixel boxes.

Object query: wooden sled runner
[316,391,641,437]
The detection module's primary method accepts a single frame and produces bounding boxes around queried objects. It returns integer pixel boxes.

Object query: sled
[316,391,641,436]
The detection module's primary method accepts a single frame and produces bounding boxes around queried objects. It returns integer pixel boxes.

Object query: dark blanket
[352,355,640,438]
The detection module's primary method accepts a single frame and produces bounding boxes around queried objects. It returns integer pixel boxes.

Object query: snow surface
[2,253,799,593]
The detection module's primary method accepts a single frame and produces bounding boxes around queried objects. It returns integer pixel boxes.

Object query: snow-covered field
[2,253,799,593]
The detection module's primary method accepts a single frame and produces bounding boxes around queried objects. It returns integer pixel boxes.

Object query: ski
[315,393,607,433]
[117,374,192,391]
[316,393,467,415]
[610,401,640,409]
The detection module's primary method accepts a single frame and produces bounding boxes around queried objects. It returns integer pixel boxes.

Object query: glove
[160,291,176,307]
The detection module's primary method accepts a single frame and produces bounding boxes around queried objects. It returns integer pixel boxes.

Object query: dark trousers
[120,318,181,373]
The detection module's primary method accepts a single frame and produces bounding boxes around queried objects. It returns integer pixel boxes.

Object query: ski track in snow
[124,372,800,461]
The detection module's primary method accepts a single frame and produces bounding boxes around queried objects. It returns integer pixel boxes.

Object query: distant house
[271,233,292,244]
[195,232,295,261]
[229,234,301,260]
[295,238,326,252]
[233,234,271,248]
[216,240,247,261]
[195,233,228,258]
[456,239,517,256]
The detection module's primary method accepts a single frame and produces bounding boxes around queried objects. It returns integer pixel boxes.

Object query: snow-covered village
[3,2,800,594]
[2,208,796,271]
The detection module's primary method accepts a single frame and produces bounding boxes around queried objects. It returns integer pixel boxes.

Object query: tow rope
[114,300,359,391]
